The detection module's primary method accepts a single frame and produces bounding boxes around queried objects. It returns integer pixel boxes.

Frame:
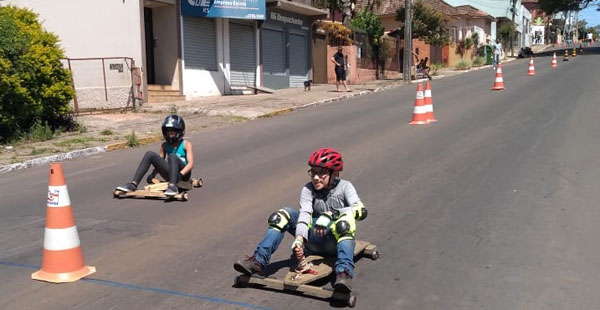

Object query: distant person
[331,46,351,92]
[493,39,503,70]
[416,57,432,80]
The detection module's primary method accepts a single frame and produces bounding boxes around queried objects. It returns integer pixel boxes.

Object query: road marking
[0,261,270,310]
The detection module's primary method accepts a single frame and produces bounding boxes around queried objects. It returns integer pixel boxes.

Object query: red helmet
[308,148,343,171]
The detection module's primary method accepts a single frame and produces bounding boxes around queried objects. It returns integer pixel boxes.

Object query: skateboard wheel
[348,295,357,308]
[181,192,189,201]
[233,275,248,287]
[371,251,380,260]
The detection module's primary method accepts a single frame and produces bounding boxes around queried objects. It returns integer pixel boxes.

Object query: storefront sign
[269,12,304,27]
[182,0,265,20]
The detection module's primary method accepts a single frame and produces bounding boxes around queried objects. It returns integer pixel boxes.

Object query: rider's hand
[291,235,304,251]
[146,172,156,184]
[314,212,334,237]
[314,226,328,237]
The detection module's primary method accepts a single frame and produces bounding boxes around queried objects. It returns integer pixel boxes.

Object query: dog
[304,80,313,91]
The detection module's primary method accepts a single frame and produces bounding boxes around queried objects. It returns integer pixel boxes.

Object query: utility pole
[403,0,412,83]
[510,0,516,57]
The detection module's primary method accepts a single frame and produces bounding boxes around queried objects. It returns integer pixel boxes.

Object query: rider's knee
[332,213,356,243]
[267,208,292,231]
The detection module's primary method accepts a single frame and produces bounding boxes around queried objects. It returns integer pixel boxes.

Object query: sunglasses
[307,168,330,178]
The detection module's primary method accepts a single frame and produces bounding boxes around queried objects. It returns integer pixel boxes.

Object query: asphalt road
[1,45,600,310]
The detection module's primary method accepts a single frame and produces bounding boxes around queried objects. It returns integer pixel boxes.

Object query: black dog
[304,80,313,91]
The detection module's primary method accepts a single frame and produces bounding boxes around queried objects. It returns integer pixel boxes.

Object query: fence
[61,57,142,114]
[352,31,400,73]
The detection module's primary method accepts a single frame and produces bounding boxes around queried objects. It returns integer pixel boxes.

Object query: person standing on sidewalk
[331,46,352,92]
[493,39,503,70]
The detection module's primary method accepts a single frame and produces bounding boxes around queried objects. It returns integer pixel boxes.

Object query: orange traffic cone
[491,64,505,91]
[526,57,536,76]
[409,84,428,125]
[32,163,96,283]
[423,81,437,123]
[551,52,558,68]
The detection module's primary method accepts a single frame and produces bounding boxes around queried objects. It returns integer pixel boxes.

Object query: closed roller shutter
[289,32,308,88]
[262,28,285,75]
[183,17,217,71]
[229,23,256,87]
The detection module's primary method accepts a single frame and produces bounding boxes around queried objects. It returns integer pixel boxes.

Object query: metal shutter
[229,23,256,87]
[183,17,217,71]
[262,28,285,75]
[289,32,308,88]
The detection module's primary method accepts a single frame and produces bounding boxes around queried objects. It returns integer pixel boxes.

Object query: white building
[1,0,326,110]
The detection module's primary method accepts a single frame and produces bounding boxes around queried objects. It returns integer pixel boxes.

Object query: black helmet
[161,115,185,144]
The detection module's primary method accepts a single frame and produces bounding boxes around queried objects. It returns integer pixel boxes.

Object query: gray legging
[132,151,190,185]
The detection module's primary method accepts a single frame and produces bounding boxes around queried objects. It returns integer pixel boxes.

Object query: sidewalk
[0,45,551,172]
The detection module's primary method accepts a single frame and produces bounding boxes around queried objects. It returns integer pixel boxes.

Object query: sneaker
[234,255,263,275]
[164,183,179,196]
[333,271,352,292]
[116,182,137,192]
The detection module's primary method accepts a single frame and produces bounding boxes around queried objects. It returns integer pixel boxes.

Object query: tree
[0,6,74,142]
[539,0,595,14]
[351,10,384,78]
[395,1,451,46]
[313,0,342,22]
[498,22,515,48]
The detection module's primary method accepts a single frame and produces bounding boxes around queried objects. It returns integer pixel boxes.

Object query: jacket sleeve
[296,185,314,240]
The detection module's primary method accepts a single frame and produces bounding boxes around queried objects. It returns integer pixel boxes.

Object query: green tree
[351,10,384,78]
[539,0,593,14]
[498,22,515,47]
[312,0,342,22]
[395,1,451,46]
[0,6,74,142]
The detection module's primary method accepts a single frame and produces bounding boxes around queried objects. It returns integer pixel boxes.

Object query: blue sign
[182,0,265,20]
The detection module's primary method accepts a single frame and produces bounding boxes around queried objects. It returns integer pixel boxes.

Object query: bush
[472,56,485,67]
[430,63,444,75]
[100,129,114,136]
[0,6,74,143]
[455,59,472,70]
[28,121,54,141]
[126,131,139,147]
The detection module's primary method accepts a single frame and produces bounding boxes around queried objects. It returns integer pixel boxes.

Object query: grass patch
[29,147,49,155]
[28,121,54,141]
[126,131,139,147]
[455,58,472,70]
[100,129,114,135]
[54,137,96,147]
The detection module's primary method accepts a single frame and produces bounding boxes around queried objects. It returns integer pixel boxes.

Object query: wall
[380,15,399,32]
[3,0,144,64]
[153,5,179,88]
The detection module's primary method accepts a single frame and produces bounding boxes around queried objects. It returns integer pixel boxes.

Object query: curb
[258,82,403,118]
[0,146,106,174]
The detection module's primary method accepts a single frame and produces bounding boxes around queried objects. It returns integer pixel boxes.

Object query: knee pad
[332,213,356,243]
[267,208,291,231]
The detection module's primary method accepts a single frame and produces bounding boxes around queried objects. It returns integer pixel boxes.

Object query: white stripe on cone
[413,106,428,113]
[47,185,71,208]
[495,77,503,82]
[416,92,424,99]
[43,226,81,251]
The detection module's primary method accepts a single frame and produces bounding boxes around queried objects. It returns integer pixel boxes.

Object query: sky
[579,4,600,27]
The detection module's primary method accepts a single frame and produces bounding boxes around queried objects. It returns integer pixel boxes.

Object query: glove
[291,235,304,250]
[291,236,305,263]
[314,212,334,237]
[315,212,334,229]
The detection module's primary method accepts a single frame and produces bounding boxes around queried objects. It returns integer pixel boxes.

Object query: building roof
[353,0,493,20]
[353,0,404,16]
[454,5,496,21]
